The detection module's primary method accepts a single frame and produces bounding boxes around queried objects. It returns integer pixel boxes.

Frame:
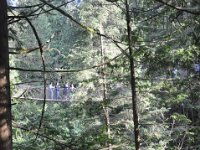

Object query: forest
[0,0,200,149]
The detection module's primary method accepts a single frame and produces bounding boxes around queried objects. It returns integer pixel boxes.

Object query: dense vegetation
[3,0,200,149]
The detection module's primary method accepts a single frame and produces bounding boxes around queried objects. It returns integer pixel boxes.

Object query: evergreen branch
[30,1,74,17]
[40,0,96,32]
[113,1,124,12]
[8,1,74,25]
[9,33,55,55]
[21,2,45,17]
[178,132,186,149]
[8,3,45,26]
[154,0,200,15]
[138,8,167,23]
[10,52,123,73]
[130,4,164,14]
[8,3,43,9]
[39,0,129,56]
[12,123,70,148]
[139,123,200,128]
[135,28,181,44]
[7,18,21,24]
[8,3,45,19]
[9,47,42,54]
[114,44,129,58]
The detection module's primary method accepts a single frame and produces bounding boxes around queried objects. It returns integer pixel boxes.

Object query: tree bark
[0,1,12,150]
[125,0,140,149]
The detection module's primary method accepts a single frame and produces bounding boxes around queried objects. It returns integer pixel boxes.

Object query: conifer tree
[0,0,12,149]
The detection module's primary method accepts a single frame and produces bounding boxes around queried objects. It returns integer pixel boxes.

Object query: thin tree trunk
[125,0,140,149]
[100,26,112,150]
[0,1,12,150]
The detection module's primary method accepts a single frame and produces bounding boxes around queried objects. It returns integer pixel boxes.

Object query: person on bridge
[194,63,200,74]
[70,83,75,92]
[63,83,69,100]
[172,68,178,78]
[55,82,60,100]
[49,82,54,99]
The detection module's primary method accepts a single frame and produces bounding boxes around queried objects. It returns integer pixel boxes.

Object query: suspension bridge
[12,85,74,102]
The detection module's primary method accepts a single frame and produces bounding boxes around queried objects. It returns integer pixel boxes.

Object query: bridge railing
[23,87,74,100]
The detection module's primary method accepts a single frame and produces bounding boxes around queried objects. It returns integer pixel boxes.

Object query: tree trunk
[0,1,12,150]
[125,0,140,149]
[100,26,112,150]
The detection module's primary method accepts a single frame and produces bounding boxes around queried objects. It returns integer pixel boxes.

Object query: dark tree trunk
[125,0,140,149]
[0,1,12,150]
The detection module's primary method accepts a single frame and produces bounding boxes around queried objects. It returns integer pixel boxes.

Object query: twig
[154,0,200,15]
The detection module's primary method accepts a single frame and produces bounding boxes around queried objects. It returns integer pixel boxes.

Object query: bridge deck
[12,96,71,102]
[13,87,75,102]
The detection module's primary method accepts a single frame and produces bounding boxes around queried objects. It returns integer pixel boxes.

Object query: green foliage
[10,0,200,149]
